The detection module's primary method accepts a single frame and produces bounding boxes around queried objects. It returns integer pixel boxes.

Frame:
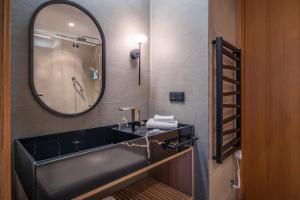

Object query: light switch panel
[169,92,185,103]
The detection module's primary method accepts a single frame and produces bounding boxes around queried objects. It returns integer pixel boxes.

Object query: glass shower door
[34,37,76,114]
[74,42,101,113]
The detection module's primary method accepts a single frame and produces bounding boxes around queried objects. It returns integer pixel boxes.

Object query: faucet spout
[119,106,141,132]
[119,106,140,122]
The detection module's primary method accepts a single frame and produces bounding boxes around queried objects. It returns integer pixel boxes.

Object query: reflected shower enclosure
[30,2,105,116]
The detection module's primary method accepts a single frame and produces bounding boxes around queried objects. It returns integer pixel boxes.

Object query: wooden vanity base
[74,148,194,200]
[113,177,191,200]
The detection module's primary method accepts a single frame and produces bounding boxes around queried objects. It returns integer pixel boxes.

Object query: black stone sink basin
[15,124,195,200]
[19,127,141,161]
[15,126,148,200]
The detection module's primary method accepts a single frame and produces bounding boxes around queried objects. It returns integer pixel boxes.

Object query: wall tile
[11,0,211,200]
[11,0,150,140]
[208,0,239,200]
[150,0,209,199]
[11,1,150,198]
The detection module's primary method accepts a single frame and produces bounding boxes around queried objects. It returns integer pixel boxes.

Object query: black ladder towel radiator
[212,37,241,164]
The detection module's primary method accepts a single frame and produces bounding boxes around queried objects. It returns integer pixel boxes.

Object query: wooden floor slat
[112,177,191,200]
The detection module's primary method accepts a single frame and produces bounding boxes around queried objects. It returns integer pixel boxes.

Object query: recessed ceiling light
[68,22,75,27]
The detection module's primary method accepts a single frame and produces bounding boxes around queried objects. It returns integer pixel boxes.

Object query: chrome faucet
[119,106,141,131]
[119,106,140,122]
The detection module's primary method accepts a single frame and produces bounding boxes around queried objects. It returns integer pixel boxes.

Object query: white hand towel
[146,118,178,130]
[153,115,175,122]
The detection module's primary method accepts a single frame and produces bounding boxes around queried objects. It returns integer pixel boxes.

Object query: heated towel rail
[212,37,241,164]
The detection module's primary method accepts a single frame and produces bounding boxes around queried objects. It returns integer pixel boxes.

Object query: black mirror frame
[29,0,106,117]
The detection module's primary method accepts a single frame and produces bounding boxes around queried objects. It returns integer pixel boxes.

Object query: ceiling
[35,4,102,41]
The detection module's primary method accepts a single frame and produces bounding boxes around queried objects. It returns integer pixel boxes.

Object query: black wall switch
[169,92,185,103]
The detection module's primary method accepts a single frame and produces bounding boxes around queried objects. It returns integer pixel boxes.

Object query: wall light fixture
[130,34,147,85]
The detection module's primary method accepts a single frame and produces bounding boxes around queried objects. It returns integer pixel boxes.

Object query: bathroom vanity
[15,1,197,199]
[15,124,196,200]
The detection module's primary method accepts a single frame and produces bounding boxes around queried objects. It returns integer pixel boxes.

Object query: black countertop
[15,123,195,200]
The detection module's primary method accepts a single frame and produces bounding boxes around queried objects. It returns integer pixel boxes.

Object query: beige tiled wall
[34,40,101,114]
[11,1,150,199]
[150,0,209,199]
[208,0,241,200]
[11,0,150,139]
[11,1,240,199]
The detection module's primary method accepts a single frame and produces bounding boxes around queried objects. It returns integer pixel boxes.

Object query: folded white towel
[153,115,175,122]
[146,118,178,130]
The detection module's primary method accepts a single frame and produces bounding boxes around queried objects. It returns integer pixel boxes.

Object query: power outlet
[234,150,242,160]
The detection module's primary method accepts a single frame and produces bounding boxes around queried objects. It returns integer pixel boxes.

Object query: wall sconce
[130,34,147,86]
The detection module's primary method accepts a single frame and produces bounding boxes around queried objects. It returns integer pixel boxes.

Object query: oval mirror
[30,1,105,116]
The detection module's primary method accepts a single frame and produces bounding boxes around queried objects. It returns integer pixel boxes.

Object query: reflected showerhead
[77,37,87,42]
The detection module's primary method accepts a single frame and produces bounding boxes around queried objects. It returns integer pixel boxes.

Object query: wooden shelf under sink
[112,177,192,200]
[74,148,194,200]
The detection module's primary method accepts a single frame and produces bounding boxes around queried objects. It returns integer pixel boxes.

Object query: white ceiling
[35,4,101,41]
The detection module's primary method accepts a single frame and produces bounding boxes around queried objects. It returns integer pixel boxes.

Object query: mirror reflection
[32,3,104,115]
